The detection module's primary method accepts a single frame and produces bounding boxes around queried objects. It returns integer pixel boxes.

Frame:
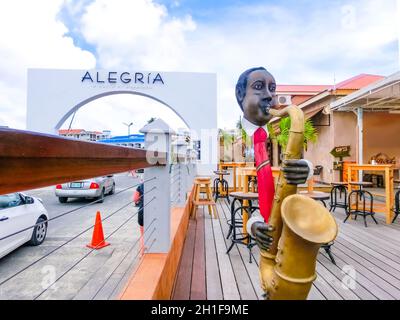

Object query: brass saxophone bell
[282,195,338,245]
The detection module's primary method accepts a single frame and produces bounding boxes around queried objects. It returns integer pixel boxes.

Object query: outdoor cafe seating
[393,179,400,223]
[222,162,337,264]
[213,170,230,203]
[299,190,336,264]
[226,192,259,263]
[329,182,348,214]
[344,181,378,228]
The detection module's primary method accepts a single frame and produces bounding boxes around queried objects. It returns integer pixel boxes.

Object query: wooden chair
[191,177,217,220]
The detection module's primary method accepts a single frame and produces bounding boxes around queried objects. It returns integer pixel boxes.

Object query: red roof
[59,129,85,135]
[277,85,331,94]
[277,74,384,96]
[333,74,384,90]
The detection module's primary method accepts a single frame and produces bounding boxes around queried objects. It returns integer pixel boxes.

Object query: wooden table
[349,181,373,190]
[218,162,248,192]
[239,166,280,193]
[347,164,394,224]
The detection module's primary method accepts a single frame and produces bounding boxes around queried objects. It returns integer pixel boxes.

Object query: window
[0,193,23,209]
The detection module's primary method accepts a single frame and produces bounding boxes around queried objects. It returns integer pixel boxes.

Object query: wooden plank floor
[172,198,400,300]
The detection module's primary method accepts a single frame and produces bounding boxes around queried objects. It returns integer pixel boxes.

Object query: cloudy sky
[0,0,399,135]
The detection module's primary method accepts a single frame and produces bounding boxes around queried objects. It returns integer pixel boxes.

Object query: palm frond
[276,117,318,150]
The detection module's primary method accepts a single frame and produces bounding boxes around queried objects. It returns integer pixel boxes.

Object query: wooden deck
[172,198,400,300]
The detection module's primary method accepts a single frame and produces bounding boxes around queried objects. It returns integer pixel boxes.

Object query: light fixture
[123,122,133,135]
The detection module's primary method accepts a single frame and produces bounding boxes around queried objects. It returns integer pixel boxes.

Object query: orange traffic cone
[87,211,110,249]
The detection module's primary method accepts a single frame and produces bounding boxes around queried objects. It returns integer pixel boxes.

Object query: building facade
[58,129,112,142]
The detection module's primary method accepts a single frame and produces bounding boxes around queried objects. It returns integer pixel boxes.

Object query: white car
[55,176,115,203]
[0,193,49,259]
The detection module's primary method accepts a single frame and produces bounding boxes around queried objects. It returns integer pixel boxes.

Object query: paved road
[0,173,145,300]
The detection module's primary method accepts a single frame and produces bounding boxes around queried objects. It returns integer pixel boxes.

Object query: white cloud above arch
[0,0,399,131]
[0,0,96,128]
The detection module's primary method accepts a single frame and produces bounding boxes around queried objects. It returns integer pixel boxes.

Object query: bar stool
[191,177,217,220]
[299,191,330,207]
[298,191,336,264]
[226,192,259,263]
[345,181,377,227]
[392,180,400,223]
[330,182,348,214]
[213,170,230,203]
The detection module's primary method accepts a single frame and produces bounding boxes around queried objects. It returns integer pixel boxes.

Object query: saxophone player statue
[236,67,338,300]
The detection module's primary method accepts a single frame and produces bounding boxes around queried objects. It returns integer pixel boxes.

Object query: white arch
[54,90,190,131]
[26,69,217,174]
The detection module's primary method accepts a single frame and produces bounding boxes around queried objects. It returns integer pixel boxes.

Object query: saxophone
[259,105,338,300]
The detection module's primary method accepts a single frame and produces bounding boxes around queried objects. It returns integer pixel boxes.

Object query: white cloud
[76,0,398,131]
[0,0,398,132]
[0,0,96,129]
[80,0,195,70]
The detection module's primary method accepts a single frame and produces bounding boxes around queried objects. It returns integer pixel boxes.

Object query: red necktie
[253,127,275,222]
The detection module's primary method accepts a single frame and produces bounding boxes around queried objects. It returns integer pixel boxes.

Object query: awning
[331,71,400,112]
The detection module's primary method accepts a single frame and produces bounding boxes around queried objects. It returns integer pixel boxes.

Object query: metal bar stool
[213,170,230,203]
[299,191,336,264]
[226,192,259,263]
[392,180,400,223]
[330,182,348,214]
[345,182,377,227]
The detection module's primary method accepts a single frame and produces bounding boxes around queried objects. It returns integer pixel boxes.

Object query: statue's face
[242,70,277,126]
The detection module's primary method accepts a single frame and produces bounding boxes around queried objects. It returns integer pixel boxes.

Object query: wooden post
[307,178,314,193]
[385,167,394,224]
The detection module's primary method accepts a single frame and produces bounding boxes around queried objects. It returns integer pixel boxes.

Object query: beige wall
[332,112,357,181]
[363,112,400,165]
[332,112,357,162]
[304,120,334,182]
[304,110,357,183]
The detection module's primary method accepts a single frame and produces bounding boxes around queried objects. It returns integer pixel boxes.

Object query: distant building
[98,134,145,149]
[58,129,112,142]
[272,74,385,183]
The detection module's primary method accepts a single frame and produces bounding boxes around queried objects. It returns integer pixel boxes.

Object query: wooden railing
[0,128,165,195]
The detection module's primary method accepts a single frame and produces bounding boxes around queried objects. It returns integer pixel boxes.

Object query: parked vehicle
[0,193,49,259]
[55,176,115,203]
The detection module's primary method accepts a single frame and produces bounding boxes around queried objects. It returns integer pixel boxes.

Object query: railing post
[140,119,174,253]
[176,141,190,206]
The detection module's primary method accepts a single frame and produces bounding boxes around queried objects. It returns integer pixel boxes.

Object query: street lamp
[123,122,133,136]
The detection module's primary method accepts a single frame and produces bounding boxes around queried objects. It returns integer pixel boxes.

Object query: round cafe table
[298,191,330,207]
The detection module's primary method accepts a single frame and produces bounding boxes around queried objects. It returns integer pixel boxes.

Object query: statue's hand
[281,159,310,185]
[251,221,275,251]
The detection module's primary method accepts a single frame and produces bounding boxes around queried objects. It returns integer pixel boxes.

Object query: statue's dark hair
[235,67,267,110]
